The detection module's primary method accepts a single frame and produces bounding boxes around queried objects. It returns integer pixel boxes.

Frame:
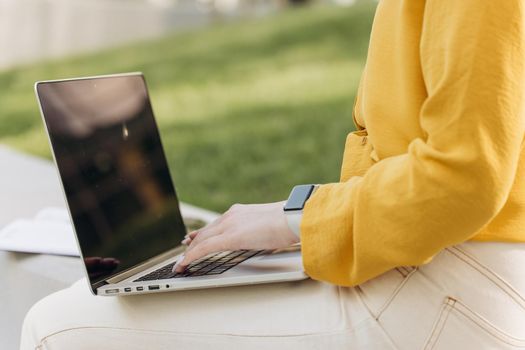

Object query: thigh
[356,242,525,350]
[21,278,396,350]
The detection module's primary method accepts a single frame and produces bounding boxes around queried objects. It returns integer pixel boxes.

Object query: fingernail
[172,254,185,273]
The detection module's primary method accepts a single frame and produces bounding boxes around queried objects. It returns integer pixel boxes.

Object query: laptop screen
[36,74,187,291]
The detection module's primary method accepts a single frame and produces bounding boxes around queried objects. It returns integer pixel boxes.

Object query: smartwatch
[283,184,318,238]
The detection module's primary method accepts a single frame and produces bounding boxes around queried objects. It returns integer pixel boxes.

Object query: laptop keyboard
[134,250,263,282]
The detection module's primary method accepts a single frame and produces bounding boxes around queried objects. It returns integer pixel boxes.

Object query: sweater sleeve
[300,0,525,286]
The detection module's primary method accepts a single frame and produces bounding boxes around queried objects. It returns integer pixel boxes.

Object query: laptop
[35,72,307,296]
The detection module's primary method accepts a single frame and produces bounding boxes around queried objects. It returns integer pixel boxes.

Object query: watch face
[284,185,315,211]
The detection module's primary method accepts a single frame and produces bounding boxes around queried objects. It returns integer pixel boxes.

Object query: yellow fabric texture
[301,0,525,286]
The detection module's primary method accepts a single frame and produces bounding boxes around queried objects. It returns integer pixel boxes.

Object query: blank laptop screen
[36,74,186,290]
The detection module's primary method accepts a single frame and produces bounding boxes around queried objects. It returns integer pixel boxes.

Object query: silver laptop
[35,72,307,296]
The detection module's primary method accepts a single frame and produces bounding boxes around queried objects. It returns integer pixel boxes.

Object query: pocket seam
[374,267,418,320]
[353,286,402,350]
[356,267,418,320]
[425,297,525,349]
[423,297,455,350]
[453,299,525,347]
[446,247,525,310]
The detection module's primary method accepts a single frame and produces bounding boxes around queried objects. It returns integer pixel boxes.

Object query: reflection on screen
[37,75,186,290]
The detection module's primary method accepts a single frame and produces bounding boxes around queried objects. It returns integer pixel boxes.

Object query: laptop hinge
[104,246,185,285]
[93,280,109,291]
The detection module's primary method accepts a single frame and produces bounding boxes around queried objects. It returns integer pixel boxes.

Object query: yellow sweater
[301,0,525,286]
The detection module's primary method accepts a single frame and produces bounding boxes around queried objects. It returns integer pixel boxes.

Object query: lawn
[0,2,376,212]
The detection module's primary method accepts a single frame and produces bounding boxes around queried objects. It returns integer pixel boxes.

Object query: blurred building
[0,0,360,71]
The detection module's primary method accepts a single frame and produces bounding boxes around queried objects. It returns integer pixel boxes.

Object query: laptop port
[105,289,119,294]
[124,287,132,292]
[148,285,160,290]
[136,286,144,291]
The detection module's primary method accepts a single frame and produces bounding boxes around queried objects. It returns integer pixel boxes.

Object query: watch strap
[285,210,303,239]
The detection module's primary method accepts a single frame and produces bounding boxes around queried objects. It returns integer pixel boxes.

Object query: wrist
[283,185,319,241]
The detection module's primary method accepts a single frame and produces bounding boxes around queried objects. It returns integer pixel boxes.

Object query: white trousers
[20,242,525,350]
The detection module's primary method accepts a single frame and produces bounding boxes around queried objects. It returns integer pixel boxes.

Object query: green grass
[0,2,376,212]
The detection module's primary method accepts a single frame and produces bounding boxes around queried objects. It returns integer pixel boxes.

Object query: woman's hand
[174,201,298,272]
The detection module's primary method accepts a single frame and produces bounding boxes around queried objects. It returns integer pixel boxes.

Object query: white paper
[34,207,70,223]
[0,207,79,256]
